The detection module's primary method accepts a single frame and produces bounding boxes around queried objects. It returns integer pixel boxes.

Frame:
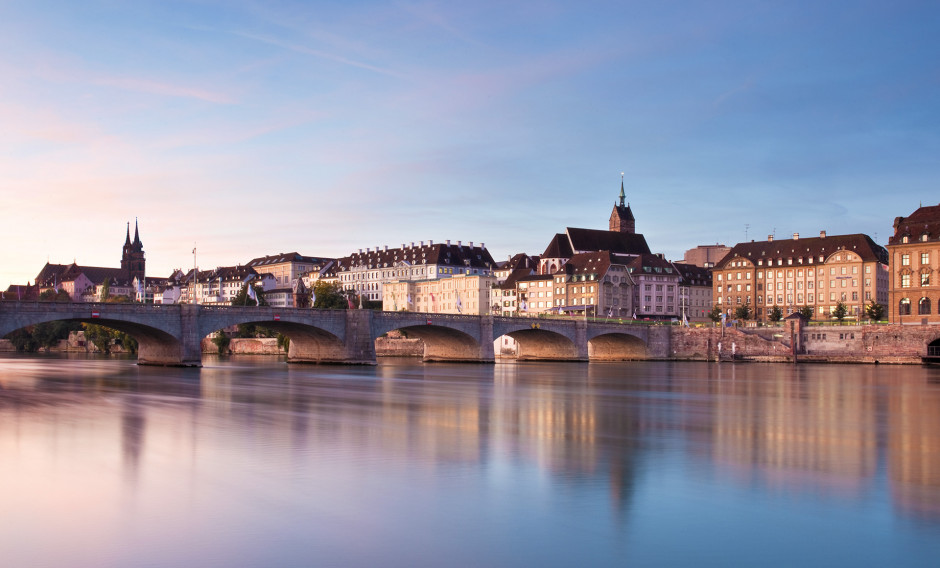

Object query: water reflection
[2,354,940,566]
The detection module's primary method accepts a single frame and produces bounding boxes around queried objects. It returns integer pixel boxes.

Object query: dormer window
[902,235,909,243]
[922,234,930,242]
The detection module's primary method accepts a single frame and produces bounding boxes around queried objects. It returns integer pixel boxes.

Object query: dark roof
[247,252,334,267]
[628,254,678,276]
[334,242,496,272]
[611,203,635,222]
[559,251,633,279]
[672,262,713,286]
[541,233,574,258]
[715,234,888,268]
[890,204,940,245]
[566,228,651,256]
[34,262,131,287]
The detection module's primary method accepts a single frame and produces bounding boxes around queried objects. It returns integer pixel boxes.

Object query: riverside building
[712,232,889,322]
[888,203,940,324]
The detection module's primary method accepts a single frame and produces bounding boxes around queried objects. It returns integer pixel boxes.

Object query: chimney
[480,242,484,249]
[420,241,424,246]
[384,245,388,251]
[429,240,433,245]
[410,242,414,248]
[366,248,370,253]
[457,240,462,246]
[446,239,451,245]
[793,233,799,240]
[768,235,774,242]
[469,241,474,248]
[819,230,826,238]
[358,248,362,254]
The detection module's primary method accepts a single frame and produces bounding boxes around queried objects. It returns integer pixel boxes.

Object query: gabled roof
[542,229,651,259]
[715,234,887,268]
[246,252,334,267]
[671,262,713,286]
[890,204,940,245]
[334,242,496,272]
[628,254,679,277]
[541,234,574,258]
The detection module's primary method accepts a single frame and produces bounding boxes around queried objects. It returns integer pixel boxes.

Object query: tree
[798,306,814,320]
[866,300,885,322]
[39,289,72,302]
[231,283,267,307]
[83,324,138,355]
[312,281,348,309]
[832,301,848,322]
[735,305,751,321]
[100,278,110,301]
[768,305,783,322]
[276,333,290,353]
[707,305,723,323]
[211,330,231,355]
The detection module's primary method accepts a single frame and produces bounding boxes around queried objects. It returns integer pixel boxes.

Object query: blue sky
[1,1,938,289]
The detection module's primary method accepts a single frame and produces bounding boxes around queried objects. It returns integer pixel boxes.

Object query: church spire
[619,172,626,207]
[125,222,131,246]
[133,218,142,248]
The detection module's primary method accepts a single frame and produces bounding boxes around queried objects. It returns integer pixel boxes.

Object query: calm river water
[2,354,940,567]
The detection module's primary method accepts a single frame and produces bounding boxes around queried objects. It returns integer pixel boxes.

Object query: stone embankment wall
[668,323,940,364]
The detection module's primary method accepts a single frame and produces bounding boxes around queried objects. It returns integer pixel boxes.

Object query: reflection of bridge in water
[0,302,669,366]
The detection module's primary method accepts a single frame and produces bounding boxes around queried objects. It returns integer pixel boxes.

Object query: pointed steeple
[619,173,626,208]
[125,222,131,246]
[133,218,142,249]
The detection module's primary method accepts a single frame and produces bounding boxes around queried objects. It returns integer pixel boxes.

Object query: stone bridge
[0,302,670,366]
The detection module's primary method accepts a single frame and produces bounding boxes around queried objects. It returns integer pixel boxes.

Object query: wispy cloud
[93,76,235,104]
[228,29,404,78]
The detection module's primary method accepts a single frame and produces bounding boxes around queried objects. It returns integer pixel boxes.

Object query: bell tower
[121,219,146,281]
[609,175,635,233]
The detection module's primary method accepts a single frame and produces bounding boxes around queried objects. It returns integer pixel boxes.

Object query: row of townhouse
[710,203,940,324]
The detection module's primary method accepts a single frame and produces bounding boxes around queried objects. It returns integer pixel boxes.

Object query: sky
[1,0,938,289]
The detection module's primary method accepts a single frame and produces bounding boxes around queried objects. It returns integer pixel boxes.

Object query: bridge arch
[587,332,648,361]
[0,304,186,366]
[498,328,579,360]
[372,313,488,362]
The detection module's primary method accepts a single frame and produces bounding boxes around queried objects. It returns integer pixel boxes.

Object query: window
[901,274,911,288]
[899,298,911,315]
[902,254,910,266]
[919,297,931,315]
[922,252,930,265]
[922,273,930,286]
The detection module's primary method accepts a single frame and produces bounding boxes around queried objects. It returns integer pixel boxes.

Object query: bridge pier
[138,304,202,367]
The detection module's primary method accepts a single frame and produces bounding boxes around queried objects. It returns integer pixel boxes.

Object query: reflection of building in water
[887,377,940,518]
[711,366,877,491]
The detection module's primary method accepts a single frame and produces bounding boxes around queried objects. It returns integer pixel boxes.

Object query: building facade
[335,241,496,303]
[712,232,889,322]
[888,204,940,323]
[382,274,497,315]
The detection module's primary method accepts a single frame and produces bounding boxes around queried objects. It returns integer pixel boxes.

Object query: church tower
[121,220,146,281]
[609,176,635,233]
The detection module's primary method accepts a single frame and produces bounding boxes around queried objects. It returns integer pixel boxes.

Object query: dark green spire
[619,173,626,207]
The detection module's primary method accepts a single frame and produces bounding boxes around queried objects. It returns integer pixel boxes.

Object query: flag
[247,285,258,304]
[456,296,463,313]
[407,294,412,305]
[310,290,316,307]
[607,307,613,318]
[520,300,527,311]
[347,297,355,309]
[632,309,637,319]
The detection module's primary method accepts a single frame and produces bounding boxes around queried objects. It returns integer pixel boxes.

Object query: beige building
[682,244,731,268]
[888,204,940,323]
[712,232,889,322]
[383,274,497,315]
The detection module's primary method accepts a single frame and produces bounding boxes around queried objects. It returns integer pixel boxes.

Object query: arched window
[899,298,912,315]
[919,297,931,315]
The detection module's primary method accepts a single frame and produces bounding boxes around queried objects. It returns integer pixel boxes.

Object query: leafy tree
[100,278,110,301]
[312,281,348,309]
[4,319,81,352]
[866,300,885,322]
[831,301,848,322]
[768,305,783,322]
[39,289,72,302]
[707,305,723,323]
[798,306,814,320]
[734,305,751,321]
[211,330,231,355]
[231,283,267,307]
[276,333,290,352]
[83,324,138,355]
